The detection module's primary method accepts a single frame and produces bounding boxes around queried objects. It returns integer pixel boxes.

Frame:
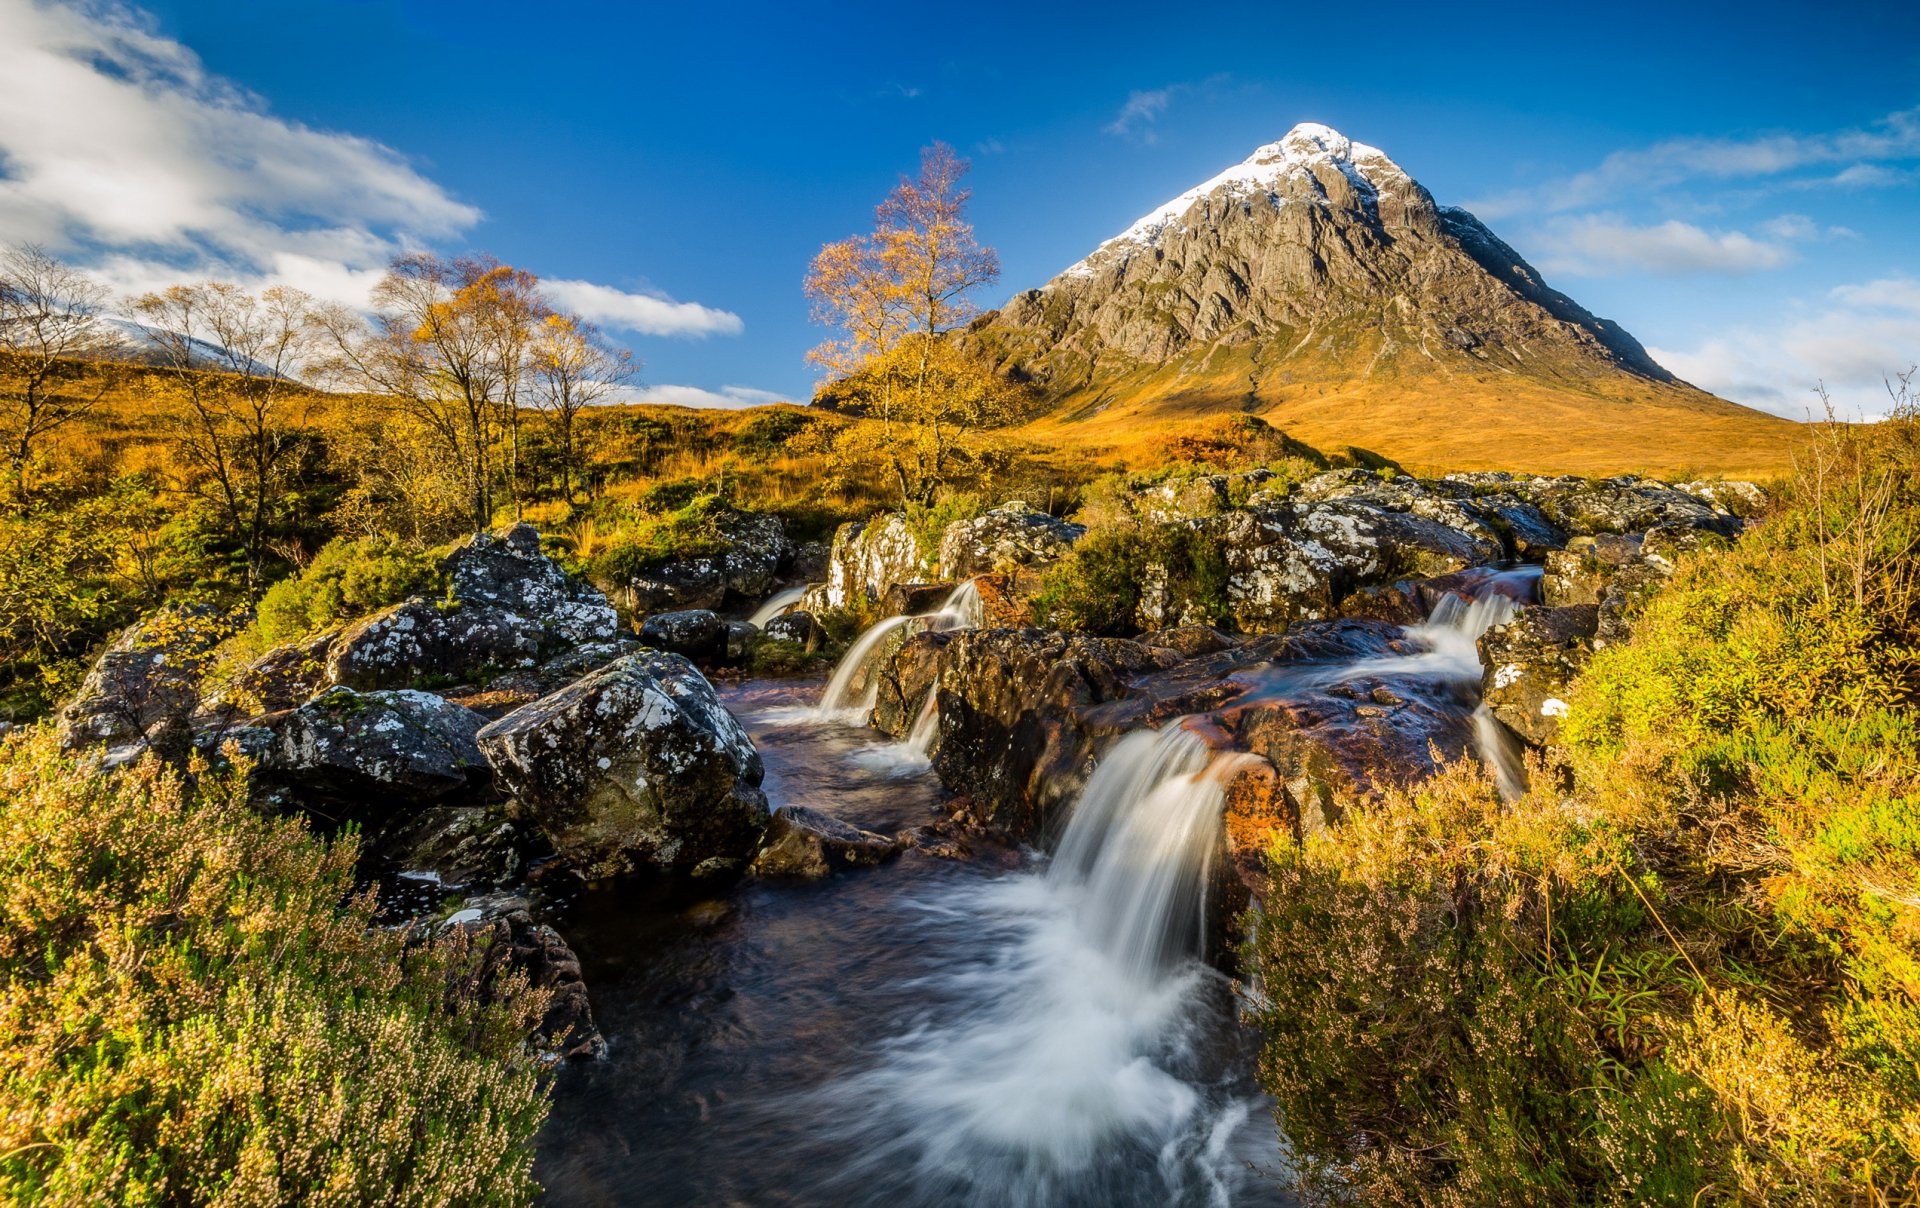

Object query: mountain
[975,123,1799,478]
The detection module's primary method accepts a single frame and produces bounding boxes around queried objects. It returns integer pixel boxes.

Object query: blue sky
[2,0,1917,418]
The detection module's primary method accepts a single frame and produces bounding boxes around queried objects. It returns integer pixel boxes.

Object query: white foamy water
[748,585,806,627]
[807,725,1285,1206]
[814,581,984,722]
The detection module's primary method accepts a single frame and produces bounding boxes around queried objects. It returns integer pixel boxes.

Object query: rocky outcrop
[620,510,796,616]
[931,630,1181,834]
[936,503,1084,579]
[750,807,899,877]
[243,686,492,823]
[761,610,826,652]
[325,525,619,692]
[198,629,337,727]
[638,609,727,663]
[475,652,769,880]
[872,631,954,736]
[805,514,930,612]
[61,605,241,757]
[1543,525,1720,645]
[1453,474,1745,539]
[443,894,603,1060]
[1479,605,1599,746]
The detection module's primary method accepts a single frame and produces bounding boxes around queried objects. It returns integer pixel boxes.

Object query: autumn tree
[317,254,547,532]
[804,143,1010,504]
[131,282,319,593]
[529,314,635,505]
[0,245,121,496]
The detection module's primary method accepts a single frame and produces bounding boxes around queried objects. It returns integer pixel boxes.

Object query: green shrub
[0,729,551,1205]
[584,493,732,584]
[903,491,987,562]
[1031,521,1230,635]
[255,537,437,644]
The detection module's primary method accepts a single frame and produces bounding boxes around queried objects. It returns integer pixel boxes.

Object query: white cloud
[622,383,792,409]
[1469,106,1920,218]
[1105,87,1177,141]
[1648,277,1920,420]
[543,278,743,339]
[0,0,739,341]
[1533,215,1793,276]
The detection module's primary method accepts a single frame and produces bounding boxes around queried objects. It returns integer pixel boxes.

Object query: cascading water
[748,585,806,627]
[805,724,1283,1206]
[814,580,983,721]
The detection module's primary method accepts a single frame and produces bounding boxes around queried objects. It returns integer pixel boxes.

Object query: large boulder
[198,629,338,728]
[807,514,930,612]
[750,807,898,877]
[476,652,769,880]
[871,630,954,736]
[620,510,796,615]
[325,525,620,691]
[937,503,1084,579]
[638,609,727,663]
[61,605,242,757]
[1479,605,1600,746]
[244,686,493,821]
[762,610,826,652]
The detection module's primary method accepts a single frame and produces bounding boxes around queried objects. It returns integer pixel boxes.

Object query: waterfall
[809,722,1276,1203]
[748,585,806,627]
[814,580,983,722]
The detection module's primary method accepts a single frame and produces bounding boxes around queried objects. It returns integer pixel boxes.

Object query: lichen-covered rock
[442,893,603,1060]
[375,803,524,888]
[621,510,795,615]
[750,806,898,877]
[61,605,242,756]
[326,599,547,690]
[936,502,1084,579]
[475,652,769,880]
[1486,475,1742,538]
[879,581,958,620]
[810,514,930,611]
[249,687,492,820]
[638,609,727,663]
[1478,605,1599,746]
[324,525,619,692]
[444,522,620,645]
[1543,525,1719,644]
[725,620,758,663]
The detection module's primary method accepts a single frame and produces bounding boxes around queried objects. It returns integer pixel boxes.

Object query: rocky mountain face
[977,123,1673,397]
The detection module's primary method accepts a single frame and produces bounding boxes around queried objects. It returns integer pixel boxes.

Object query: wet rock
[1139,625,1240,658]
[872,630,954,737]
[879,581,958,620]
[246,687,492,825]
[761,610,825,652]
[476,652,769,880]
[933,629,1181,834]
[1479,605,1599,746]
[750,806,899,877]
[442,894,603,1060]
[620,510,795,615]
[639,609,727,663]
[375,803,524,888]
[936,502,1084,579]
[893,822,972,860]
[61,605,241,755]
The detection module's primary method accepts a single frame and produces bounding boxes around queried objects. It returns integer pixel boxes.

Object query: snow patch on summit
[1053,122,1412,282]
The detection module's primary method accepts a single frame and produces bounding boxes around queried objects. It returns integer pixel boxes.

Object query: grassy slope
[1006,330,1803,481]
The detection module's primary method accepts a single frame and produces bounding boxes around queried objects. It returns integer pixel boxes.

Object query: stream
[532,677,1294,1207]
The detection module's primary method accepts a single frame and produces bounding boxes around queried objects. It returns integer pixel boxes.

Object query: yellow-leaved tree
[804,143,1018,505]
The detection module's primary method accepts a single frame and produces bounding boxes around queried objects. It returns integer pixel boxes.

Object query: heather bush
[1254,387,1920,1203]
[254,535,439,644]
[0,729,551,1205]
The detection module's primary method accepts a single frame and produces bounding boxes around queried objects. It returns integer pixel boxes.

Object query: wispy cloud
[1105,87,1179,142]
[1469,106,1920,219]
[542,279,742,339]
[0,0,739,338]
[1532,215,1795,276]
[1648,276,1920,420]
[624,383,791,409]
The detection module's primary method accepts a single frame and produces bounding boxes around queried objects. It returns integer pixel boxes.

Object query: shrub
[583,492,732,585]
[902,491,986,562]
[255,536,437,645]
[0,729,551,1204]
[1031,521,1230,635]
